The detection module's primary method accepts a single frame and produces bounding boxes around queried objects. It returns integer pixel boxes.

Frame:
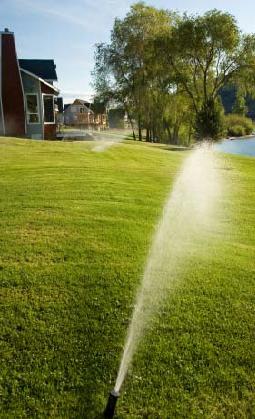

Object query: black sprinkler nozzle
[103,389,120,418]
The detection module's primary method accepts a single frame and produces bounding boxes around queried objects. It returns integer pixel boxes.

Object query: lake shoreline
[215,135,255,157]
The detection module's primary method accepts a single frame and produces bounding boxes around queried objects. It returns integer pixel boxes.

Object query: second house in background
[64,99,107,130]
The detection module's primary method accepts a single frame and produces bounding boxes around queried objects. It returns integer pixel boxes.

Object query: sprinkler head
[103,389,120,418]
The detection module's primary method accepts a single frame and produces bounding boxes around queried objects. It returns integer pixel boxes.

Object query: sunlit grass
[0,137,254,417]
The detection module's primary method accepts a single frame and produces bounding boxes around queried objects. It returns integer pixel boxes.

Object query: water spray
[103,389,120,418]
[103,145,221,417]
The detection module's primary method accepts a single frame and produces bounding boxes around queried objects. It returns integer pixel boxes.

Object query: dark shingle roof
[19,59,57,81]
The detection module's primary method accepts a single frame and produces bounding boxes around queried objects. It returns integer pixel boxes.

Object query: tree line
[93,3,255,143]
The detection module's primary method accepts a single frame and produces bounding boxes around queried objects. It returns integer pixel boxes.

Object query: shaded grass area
[62,128,134,141]
[0,138,254,417]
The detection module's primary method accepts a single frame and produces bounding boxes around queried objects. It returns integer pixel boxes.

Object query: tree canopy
[93,4,255,143]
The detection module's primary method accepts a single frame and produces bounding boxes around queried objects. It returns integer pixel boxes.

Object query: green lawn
[0,138,254,418]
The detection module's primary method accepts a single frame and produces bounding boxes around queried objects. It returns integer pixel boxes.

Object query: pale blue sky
[1,0,254,103]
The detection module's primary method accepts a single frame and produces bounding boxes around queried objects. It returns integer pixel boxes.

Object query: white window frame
[25,93,40,125]
[43,94,55,125]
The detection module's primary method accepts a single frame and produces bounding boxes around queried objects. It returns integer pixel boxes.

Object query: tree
[93,6,255,143]
[158,9,255,140]
[92,2,174,141]
[232,90,248,116]
[195,97,224,140]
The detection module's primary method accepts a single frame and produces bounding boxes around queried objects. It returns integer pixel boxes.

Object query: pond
[214,136,255,157]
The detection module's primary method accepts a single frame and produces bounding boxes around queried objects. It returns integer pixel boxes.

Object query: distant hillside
[220,85,255,120]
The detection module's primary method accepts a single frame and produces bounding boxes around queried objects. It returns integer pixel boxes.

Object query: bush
[228,125,246,137]
[195,98,225,141]
[224,114,254,137]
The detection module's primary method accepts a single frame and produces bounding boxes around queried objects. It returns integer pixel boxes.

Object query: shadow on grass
[162,146,191,152]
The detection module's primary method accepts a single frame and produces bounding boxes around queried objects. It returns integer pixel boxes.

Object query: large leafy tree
[93,6,255,142]
[92,2,174,141]
[158,9,255,140]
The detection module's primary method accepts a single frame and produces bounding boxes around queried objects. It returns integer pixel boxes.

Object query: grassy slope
[0,138,254,418]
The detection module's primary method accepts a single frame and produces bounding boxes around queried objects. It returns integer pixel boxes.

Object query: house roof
[64,99,94,114]
[19,59,58,81]
[20,68,59,93]
[73,98,92,107]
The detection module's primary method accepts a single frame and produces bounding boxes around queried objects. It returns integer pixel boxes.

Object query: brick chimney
[0,30,26,136]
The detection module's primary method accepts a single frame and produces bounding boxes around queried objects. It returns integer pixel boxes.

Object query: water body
[214,136,255,157]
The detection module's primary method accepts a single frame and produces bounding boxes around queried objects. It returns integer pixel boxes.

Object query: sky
[1,0,255,104]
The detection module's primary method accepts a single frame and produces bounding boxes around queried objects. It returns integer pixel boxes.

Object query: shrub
[195,98,225,141]
[228,125,246,137]
[224,114,254,137]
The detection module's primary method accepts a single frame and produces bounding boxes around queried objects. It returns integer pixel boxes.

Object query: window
[43,95,55,123]
[26,94,40,124]
[80,108,84,113]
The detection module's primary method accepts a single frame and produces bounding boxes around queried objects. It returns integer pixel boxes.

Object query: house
[64,99,107,129]
[64,99,93,126]
[0,28,60,139]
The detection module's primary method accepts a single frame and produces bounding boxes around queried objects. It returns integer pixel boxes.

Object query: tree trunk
[146,128,150,142]
[152,126,156,142]
[166,125,172,144]
[188,123,192,145]
[173,124,180,145]
[138,115,142,141]
[124,104,136,141]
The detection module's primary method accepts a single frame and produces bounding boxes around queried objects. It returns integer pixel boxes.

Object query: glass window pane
[44,95,54,123]
[29,114,39,123]
[26,95,38,113]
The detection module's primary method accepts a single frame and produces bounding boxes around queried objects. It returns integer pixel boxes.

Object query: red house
[0,28,60,139]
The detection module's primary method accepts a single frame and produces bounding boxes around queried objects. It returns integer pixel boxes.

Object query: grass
[0,137,254,418]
